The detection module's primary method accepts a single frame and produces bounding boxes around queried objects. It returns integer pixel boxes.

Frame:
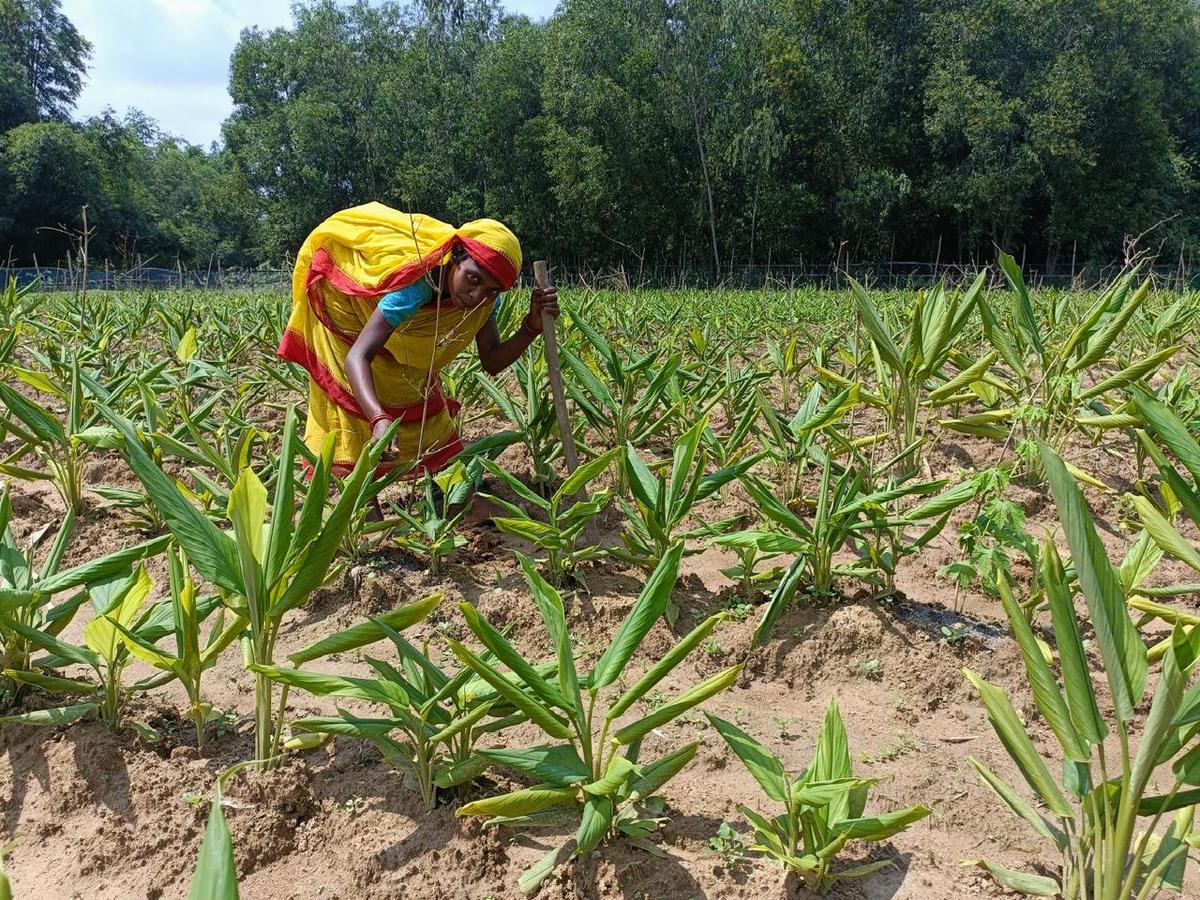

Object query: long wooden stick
[533,260,582,480]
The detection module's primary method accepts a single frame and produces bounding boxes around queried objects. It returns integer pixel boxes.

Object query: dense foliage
[3,0,1200,272]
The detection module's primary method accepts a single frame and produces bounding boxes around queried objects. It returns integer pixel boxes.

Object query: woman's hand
[371,417,397,459]
[522,286,559,335]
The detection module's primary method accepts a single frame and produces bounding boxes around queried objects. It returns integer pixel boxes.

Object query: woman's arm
[477,286,559,375]
[347,307,400,445]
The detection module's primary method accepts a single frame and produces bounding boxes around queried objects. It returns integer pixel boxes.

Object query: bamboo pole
[533,260,581,480]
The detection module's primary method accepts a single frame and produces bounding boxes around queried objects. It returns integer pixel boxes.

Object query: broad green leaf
[1042,541,1107,745]
[626,742,698,798]
[613,664,740,745]
[458,602,570,711]
[248,665,408,708]
[705,712,789,802]
[840,804,931,840]
[480,744,590,786]
[31,535,170,595]
[0,702,97,726]
[1133,496,1200,574]
[847,275,903,372]
[582,756,635,796]
[446,638,572,739]
[591,542,683,688]
[0,379,66,443]
[288,594,441,665]
[188,791,239,900]
[517,844,571,896]
[609,612,727,719]
[964,668,1073,818]
[969,758,1067,848]
[1040,442,1146,722]
[103,406,242,594]
[1132,387,1200,482]
[457,785,578,818]
[753,556,804,647]
[966,859,1060,897]
[516,555,584,733]
[996,572,1088,762]
[574,795,614,856]
[558,447,620,501]
[3,616,100,669]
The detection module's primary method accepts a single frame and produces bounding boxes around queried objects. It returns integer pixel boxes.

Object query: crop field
[2,260,1200,900]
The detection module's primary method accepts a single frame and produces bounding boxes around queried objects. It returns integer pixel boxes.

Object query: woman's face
[446,253,503,310]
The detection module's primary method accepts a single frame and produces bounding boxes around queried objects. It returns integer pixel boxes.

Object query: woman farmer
[278,201,558,486]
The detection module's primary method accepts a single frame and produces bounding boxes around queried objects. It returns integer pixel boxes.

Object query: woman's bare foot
[461,494,505,526]
[365,497,385,522]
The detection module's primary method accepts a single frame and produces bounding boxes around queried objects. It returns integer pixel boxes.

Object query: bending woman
[278,202,557,479]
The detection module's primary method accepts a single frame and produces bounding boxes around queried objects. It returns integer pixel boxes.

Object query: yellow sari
[278,202,522,474]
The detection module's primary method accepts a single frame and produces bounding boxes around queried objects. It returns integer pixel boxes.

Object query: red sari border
[277,327,460,423]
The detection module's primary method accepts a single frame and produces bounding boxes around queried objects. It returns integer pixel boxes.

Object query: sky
[59,0,558,148]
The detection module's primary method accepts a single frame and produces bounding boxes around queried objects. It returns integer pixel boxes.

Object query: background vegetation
[3,0,1200,272]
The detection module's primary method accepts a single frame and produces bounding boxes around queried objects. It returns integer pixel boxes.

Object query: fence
[3,259,1197,293]
[0,266,291,291]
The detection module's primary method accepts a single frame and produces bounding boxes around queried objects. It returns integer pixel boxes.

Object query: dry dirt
[1,420,1196,900]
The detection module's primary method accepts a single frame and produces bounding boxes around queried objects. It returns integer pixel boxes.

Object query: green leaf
[705,713,789,802]
[516,554,585,734]
[0,379,66,444]
[0,702,97,726]
[248,665,408,708]
[188,791,239,900]
[996,573,1088,762]
[997,250,1044,360]
[1132,386,1200,482]
[558,447,621,501]
[517,843,571,896]
[966,859,1060,897]
[591,542,683,688]
[840,804,931,840]
[582,756,636,796]
[847,275,903,373]
[1040,442,1147,723]
[613,664,741,745]
[30,535,170,595]
[608,612,727,720]
[753,556,804,647]
[446,638,572,739]
[288,594,441,665]
[1133,496,1200,574]
[968,757,1067,849]
[456,785,578,818]
[574,795,614,856]
[2,669,93,694]
[1042,541,1107,745]
[627,742,699,798]
[458,601,570,711]
[480,744,590,786]
[103,406,243,595]
[3,616,99,669]
[273,435,381,616]
[963,668,1073,818]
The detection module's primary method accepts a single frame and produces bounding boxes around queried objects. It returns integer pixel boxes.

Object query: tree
[0,121,104,261]
[0,0,91,122]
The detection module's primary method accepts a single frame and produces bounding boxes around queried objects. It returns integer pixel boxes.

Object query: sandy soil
[0,403,1196,899]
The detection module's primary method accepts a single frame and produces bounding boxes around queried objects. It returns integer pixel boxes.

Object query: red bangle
[520,317,539,338]
[369,413,393,429]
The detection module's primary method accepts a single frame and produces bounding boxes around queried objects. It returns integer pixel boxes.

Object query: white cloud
[60,0,560,147]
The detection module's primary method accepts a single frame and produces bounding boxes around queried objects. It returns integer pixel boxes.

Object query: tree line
[3,0,1200,274]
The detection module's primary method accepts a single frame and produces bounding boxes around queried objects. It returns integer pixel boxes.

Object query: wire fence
[3,258,1197,293]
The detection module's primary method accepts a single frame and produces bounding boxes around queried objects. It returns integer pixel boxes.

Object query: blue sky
[59,0,559,147]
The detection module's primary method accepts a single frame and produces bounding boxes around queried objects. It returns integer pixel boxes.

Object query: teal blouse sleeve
[378,280,433,327]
